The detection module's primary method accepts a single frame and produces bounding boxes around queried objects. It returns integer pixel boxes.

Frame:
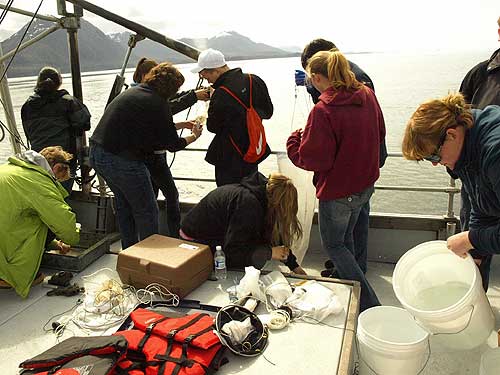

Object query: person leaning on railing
[402,93,500,291]
[21,66,91,193]
[0,146,79,297]
[89,62,202,250]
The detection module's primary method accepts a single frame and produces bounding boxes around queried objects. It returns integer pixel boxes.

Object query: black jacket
[206,68,273,167]
[181,172,299,270]
[21,89,91,154]
[90,85,187,161]
[460,48,500,109]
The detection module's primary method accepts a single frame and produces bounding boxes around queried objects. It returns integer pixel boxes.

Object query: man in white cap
[191,48,273,186]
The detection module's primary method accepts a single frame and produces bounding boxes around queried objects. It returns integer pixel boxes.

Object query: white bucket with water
[393,240,495,350]
[357,306,429,375]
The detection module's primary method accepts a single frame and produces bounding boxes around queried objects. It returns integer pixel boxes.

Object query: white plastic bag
[285,280,343,322]
[237,266,266,302]
[261,271,292,309]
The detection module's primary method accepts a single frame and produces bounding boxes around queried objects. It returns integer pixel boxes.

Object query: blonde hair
[402,93,473,161]
[266,173,303,248]
[306,49,363,91]
[40,146,73,181]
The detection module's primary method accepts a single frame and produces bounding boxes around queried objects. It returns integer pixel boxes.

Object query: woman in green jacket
[0,146,79,297]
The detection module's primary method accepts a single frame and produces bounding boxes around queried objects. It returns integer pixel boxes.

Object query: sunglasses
[424,125,458,163]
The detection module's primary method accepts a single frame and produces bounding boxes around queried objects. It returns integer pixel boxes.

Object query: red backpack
[219,74,267,163]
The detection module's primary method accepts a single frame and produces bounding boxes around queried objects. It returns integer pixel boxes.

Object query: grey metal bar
[0,24,62,64]
[64,0,200,60]
[0,44,21,154]
[0,4,59,22]
[173,148,460,218]
[375,185,460,193]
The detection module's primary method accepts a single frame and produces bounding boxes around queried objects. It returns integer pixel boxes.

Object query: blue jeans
[145,152,181,238]
[319,186,380,312]
[354,202,369,274]
[89,143,159,249]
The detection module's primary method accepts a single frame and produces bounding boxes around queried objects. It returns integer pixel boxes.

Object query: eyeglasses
[424,125,457,163]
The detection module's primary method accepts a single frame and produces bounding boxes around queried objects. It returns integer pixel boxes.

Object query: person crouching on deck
[286,49,385,312]
[0,146,80,297]
[180,172,307,274]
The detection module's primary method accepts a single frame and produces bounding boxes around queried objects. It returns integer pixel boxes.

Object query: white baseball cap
[191,48,227,73]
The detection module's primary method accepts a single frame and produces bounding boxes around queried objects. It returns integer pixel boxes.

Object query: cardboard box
[116,234,213,298]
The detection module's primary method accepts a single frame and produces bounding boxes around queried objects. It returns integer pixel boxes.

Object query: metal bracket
[60,16,81,30]
[128,34,145,48]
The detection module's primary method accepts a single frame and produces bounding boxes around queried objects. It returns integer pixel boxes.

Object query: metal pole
[0,44,22,155]
[0,24,62,64]
[446,177,457,218]
[64,0,200,60]
[0,4,59,22]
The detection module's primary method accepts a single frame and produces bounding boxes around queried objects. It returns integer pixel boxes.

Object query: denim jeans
[145,152,181,238]
[319,185,380,312]
[354,202,370,274]
[89,143,159,249]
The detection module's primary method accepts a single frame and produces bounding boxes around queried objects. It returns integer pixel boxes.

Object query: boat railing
[172,149,461,221]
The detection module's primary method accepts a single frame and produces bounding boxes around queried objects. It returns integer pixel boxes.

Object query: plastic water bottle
[214,246,227,280]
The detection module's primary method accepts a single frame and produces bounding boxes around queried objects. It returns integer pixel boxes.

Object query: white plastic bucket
[393,240,495,350]
[357,306,429,375]
[480,347,500,375]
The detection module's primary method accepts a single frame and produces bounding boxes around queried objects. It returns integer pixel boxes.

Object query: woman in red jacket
[287,49,385,311]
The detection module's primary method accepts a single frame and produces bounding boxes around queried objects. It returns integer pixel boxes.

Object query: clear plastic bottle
[214,245,227,280]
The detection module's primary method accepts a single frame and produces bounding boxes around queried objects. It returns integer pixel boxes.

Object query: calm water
[0,50,493,215]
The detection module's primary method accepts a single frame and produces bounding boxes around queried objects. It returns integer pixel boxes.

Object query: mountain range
[1,19,299,78]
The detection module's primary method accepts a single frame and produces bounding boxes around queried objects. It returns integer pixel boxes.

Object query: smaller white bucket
[357,306,429,375]
[480,347,500,375]
[393,241,495,350]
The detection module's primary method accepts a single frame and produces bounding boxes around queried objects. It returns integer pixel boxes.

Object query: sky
[0,0,499,52]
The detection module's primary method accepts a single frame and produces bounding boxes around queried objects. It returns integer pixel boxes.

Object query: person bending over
[402,93,500,291]
[0,146,79,297]
[181,172,306,274]
[132,57,210,237]
[90,63,202,249]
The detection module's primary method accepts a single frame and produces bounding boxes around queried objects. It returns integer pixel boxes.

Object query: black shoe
[321,268,334,278]
[48,271,73,287]
[324,260,334,269]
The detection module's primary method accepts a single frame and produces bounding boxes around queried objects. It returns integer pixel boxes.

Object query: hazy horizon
[0,0,498,53]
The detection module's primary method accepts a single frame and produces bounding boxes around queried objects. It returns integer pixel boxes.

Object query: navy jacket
[181,172,299,270]
[452,106,500,254]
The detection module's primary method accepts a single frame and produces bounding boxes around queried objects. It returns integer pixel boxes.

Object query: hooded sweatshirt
[181,172,299,270]
[287,86,386,200]
[0,152,79,297]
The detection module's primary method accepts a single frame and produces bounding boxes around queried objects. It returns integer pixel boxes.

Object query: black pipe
[64,0,200,60]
